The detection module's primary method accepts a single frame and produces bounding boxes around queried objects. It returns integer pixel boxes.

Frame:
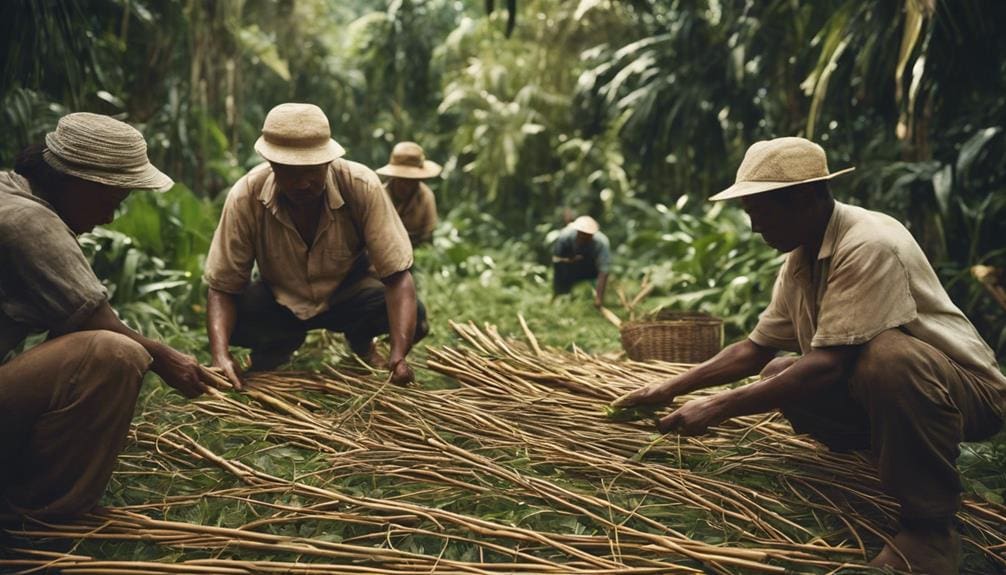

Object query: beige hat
[571,215,600,235]
[254,103,346,166]
[42,112,173,191]
[710,137,854,201]
[375,141,442,179]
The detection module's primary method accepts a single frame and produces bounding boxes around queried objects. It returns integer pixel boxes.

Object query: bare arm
[613,338,778,408]
[593,272,609,308]
[659,345,859,435]
[383,269,418,385]
[207,287,245,390]
[76,301,205,398]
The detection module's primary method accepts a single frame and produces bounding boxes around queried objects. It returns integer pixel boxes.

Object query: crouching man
[614,137,1005,575]
[206,103,427,388]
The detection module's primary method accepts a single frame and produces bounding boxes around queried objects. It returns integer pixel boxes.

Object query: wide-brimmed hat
[254,103,345,166]
[42,112,173,191]
[710,137,854,201]
[375,141,442,179]
[571,215,600,235]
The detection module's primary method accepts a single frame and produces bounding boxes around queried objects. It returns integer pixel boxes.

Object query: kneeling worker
[206,103,427,388]
[376,141,441,247]
[1,113,206,518]
[552,215,611,308]
[614,137,1005,575]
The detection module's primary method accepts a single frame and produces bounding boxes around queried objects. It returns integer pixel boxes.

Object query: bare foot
[869,526,960,575]
[363,341,388,369]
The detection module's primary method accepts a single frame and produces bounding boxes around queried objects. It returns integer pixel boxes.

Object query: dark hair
[13,144,73,193]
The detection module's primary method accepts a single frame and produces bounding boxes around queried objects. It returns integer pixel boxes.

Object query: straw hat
[375,141,442,179]
[254,103,345,166]
[42,112,173,191]
[710,137,854,201]
[571,215,600,235]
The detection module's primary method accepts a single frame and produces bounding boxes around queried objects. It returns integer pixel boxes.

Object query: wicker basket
[619,310,723,363]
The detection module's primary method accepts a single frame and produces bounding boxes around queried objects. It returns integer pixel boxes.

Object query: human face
[52,179,131,234]
[388,177,419,200]
[271,162,329,206]
[575,231,594,247]
[739,187,803,253]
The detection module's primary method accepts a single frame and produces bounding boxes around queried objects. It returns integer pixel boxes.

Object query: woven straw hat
[42,113,173,191]
[375,141,442,179]
[571,215,600,235]
[254,103,345,166]
[710,137,854,201]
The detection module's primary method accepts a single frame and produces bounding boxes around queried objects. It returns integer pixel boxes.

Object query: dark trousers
[778,329,1004,523]
[553,260,598,295]
[0,331,151,517]
[231,280,428,371]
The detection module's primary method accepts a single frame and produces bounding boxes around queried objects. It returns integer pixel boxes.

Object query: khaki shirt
[0,172,107,360]
[751,201,1006,389]
[386,181,437,245]
[205,160,413,320]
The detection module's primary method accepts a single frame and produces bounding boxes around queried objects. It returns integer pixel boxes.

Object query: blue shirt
[552,225,612,273]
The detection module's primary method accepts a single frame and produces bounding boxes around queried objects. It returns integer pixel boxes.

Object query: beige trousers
[0,330,151,518]
[778,329,1004,522]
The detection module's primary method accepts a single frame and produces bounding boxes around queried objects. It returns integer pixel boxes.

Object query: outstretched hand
[211,350,246,391]
[611,380,678,410]
[151,345,207,399]
[389,358,415,386]
[655,395,724,436]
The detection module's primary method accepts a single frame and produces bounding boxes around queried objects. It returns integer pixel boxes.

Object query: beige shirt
[751,202,1006,388]
[205,160,413,320]
[386,181,437,245]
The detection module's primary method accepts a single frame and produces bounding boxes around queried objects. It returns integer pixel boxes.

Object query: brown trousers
[777,329,1004,522]
[0,330,151,518]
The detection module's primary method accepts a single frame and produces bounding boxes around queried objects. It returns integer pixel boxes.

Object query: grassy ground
[4,239,1005,574]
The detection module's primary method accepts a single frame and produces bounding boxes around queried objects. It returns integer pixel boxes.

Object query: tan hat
[254,103,346,166]
[42,112,173,191]
[710,137,854,201]
[375,141,442,179]
[571,215,599,235]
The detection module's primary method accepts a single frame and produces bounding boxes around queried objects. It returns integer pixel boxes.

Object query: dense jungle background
[2,0,1006,572]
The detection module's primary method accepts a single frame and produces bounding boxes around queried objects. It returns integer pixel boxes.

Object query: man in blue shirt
[552,215,612,308]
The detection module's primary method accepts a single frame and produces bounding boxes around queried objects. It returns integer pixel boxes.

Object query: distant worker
[552,215,611,308]
[205,103,427,388]
[376,142,441,246]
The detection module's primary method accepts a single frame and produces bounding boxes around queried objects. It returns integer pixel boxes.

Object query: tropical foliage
[3,1,1006,570]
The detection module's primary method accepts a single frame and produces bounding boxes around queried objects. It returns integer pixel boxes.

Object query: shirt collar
[3,172,56,212]
[789,201,845,280]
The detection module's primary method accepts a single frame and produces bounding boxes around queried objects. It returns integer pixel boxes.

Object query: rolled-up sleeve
[204,180,256,294]
[357,171,413,279]
[749,263,800,352]
[811,242,917,347]
[1,208,106,334]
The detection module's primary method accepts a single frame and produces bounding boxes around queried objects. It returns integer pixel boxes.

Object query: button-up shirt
[751,201,1006,390]
[386,181,437,245]
[205,160,413,320]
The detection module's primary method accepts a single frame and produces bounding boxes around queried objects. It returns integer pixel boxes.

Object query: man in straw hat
[205,103,427,387]
[376,141,441,246]
[1,113,209,519]
[613,137,1005,574]
[551,215,611,308]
